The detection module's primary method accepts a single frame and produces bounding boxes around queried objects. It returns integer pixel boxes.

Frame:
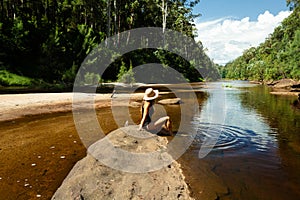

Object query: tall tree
[1,0,213,84]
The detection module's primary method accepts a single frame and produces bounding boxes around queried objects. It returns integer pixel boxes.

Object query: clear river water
[179,81,300,200]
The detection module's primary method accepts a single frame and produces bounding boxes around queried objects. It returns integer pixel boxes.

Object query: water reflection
[194,83,278,155]
[180,81,300,200]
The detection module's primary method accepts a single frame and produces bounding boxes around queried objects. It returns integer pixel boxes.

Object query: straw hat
[143,88,159,101]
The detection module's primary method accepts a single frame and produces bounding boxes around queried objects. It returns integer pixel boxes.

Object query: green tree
[117,61,135,84]
[1,0,212,86]
[224,1,300,81]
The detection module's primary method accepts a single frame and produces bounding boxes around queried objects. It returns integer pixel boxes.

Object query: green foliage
[0,0,210,85]
[224,2,300,81]
[84,72,101,85]
[0,70,33,86]
[287,0,300,10]
[117,62,135,84]
[62,64,79,83]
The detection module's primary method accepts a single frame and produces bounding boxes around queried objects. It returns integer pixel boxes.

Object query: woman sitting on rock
[139,88,173,135]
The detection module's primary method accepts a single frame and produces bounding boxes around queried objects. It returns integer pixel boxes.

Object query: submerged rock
[52,126,193,200]
[158,98,182,105]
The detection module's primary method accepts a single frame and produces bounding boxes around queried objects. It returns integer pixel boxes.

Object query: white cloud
[195,10,292,65]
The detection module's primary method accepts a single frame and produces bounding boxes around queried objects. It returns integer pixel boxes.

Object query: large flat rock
[52,126,193,200]
[158,98,182,105]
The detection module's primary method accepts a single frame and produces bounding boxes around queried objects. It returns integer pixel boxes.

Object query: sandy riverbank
[0,92,196,199]
[0,92,145,122]
[0,81,200,122]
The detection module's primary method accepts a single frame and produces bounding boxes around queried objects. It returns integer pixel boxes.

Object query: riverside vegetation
[0,0,219,89]
[1,1,299,87]
[221,0,300,82]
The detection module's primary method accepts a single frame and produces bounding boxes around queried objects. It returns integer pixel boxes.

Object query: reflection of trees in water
[239,85,300,197]
[239,86,300,144]
[292,94,300,109]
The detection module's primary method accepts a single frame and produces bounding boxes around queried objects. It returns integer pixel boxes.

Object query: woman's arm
[139,101,150,130]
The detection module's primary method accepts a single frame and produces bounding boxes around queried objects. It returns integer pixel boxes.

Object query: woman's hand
[138,124,143,131]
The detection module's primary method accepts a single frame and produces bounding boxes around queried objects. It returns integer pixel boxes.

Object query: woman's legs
[147,116,173,135]
[165,117,173,135]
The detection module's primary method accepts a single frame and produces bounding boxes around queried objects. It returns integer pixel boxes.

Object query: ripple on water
[192,123,259,155]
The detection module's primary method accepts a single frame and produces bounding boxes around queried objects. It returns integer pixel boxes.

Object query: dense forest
[0,0,219,87]
[222,0,300,81]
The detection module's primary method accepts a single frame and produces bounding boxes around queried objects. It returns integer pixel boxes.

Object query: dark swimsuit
[142,101,154,127]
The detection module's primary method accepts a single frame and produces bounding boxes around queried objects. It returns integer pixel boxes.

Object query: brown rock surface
[52,126,193,200]
[269,79,300,96]
[271,79,299,88]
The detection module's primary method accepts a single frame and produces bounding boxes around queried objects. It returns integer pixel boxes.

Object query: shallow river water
[0,81,299,199]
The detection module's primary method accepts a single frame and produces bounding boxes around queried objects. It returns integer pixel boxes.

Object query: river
[0,81,299,199]
[179,81,300,200]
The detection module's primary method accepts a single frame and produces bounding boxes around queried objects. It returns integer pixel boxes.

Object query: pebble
[37,194,41,198]
[31,163,36,167]
[0,177,2,180]
[38,156,41,159]
[73,141,77,143]
[60,156,66,159]
[50,146,55,149]
[24,183,30,187]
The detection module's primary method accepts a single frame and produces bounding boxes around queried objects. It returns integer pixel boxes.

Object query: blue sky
[193,0,291,64]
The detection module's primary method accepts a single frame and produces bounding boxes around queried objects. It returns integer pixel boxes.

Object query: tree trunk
[107,0,111,36]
